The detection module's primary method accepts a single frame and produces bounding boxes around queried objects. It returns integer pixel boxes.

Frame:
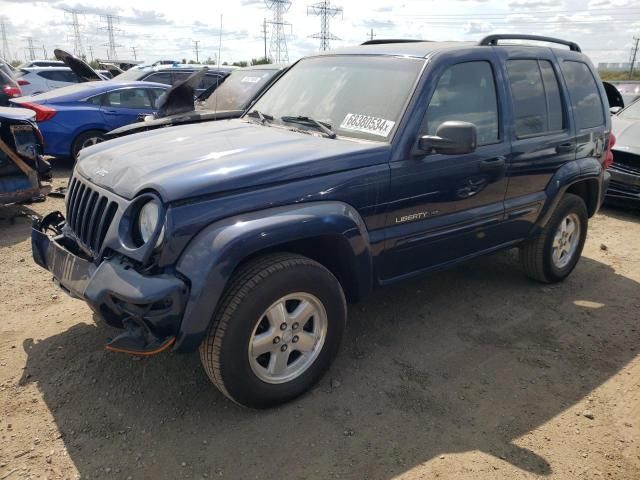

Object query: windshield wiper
[280,115,337,139]
[247,110,273,125]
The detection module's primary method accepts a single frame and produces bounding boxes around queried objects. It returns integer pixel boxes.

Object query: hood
[76,119,390,202]
[156,67,209,117]
[105,109,244,139]
[612,116,640,156]
[54,49,103,82]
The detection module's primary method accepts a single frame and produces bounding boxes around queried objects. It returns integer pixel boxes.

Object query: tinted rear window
[507,59,564,137]
[560,61,604,129]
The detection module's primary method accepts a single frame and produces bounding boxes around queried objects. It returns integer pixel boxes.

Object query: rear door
[100,87,158,130]
[40,70,79,90]
[496,48,576,240]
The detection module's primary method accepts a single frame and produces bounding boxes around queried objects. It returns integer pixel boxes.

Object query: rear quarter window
[560,61,605,130]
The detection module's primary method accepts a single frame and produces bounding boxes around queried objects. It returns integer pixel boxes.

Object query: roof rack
[361,39,429,45]
[479,34,581,52]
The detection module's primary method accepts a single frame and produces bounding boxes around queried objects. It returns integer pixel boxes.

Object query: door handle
[103,109,118,115]
[479,156,506,171]
[556,143,575,153]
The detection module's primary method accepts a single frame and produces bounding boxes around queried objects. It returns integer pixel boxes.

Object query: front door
[382,58,510,281]
[100,87,157,130]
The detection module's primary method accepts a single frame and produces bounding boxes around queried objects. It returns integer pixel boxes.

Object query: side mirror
[418,121,478,155]
[609,106,622,115]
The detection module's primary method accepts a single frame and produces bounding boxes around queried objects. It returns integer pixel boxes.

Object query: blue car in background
[11,81,168,159]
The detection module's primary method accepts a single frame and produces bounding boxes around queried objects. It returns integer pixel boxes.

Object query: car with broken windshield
[32,35,612,408]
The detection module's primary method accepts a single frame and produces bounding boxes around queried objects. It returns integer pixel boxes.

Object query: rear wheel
[199,253,347,408]
[520,193,588,283]
[71,130,105,160]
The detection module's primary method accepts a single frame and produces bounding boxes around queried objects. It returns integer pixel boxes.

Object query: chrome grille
[66,177,118,254]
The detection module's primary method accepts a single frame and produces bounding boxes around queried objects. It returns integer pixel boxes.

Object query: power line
[265,0,292,64]
[387,6,640,17]
[261,18,268,60]
[100,14,122,60]
[65,9,86,59]
[193,40,200,63]
[307,0,343,51]
[25,37,37,61]
[630,37,640,79]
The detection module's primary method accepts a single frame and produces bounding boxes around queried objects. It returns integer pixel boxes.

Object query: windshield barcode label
[340,114,395,137]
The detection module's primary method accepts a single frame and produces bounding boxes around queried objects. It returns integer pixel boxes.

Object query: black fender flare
[534,157,605,233]
[172,201,372,352]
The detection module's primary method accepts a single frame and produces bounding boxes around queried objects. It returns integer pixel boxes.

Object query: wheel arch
[173,201,373,353]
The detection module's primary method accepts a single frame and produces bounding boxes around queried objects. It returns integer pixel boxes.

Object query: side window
[560,61,604,129]
[424,61,499,146]
[37,71,55,80]
[144,72,172,85]
[104,89,153,109]
[506,59,564,137]
[200,73,223,90]
[86,94,104,105]
[172,71,192,84]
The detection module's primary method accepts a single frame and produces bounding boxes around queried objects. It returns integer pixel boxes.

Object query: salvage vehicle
[0,107,51,205]
[14,67,86,96]
[607,98,640,208]
[106,64,287,139]
[32,35,612,408]
[1,68,22,107]
[10,49,169,160]
[113,63,236,97]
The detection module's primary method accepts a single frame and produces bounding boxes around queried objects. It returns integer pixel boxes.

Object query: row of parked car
[1,35,639,409]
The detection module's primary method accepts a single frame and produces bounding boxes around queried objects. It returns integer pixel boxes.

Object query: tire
[71,130,105,160]
[199,253,347,408]
[519,193,588,283]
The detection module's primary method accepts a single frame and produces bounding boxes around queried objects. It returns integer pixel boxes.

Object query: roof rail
[479,34,581,52]
[361,39,429,45]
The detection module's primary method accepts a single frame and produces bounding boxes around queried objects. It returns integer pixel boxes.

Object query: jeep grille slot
[66,177,118,254]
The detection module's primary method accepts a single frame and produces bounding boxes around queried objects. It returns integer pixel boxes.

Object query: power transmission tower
[261,18,268,60]
[65,9,86,59]
[630,37,640,79]
[100,14,121,60]
[88,45,94,61]
[265,0,292,64]
[131,46,137,60]
[193,40,200,63]
[307,0,343,51]
[367,28,376,42]
[1,18,12,61]
[25,37,37,60]
[42,44,47,58]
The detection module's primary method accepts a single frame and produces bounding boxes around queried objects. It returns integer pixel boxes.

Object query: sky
[1,0,639,66]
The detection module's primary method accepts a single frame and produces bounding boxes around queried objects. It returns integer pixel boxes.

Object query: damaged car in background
[0,107,51,205]
[106,63,287,139]
[608,98,640,209]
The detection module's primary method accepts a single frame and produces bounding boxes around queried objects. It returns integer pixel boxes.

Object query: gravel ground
[1,160,639,479]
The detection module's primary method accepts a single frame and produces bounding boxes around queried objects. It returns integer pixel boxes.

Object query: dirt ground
[1,161,639,480]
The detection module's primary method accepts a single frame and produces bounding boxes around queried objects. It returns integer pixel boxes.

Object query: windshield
[249,55,424,141]
[619,98,640,120]
[203,69,279,111]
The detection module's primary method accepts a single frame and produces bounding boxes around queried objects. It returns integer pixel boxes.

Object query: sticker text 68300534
[339,113,396,138]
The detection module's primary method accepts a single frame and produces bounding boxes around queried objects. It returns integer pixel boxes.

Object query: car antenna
[215,13,223,115]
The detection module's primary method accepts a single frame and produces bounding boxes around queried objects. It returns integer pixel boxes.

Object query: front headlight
[136,199,163,246]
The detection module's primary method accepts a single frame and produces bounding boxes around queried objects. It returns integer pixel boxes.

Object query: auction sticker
[340,113,395,137]
[241,76,261,83]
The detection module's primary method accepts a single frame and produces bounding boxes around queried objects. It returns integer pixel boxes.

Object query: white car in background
[14,67,83,96]
[18,59,65,68]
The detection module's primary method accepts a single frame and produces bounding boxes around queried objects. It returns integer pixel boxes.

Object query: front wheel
[199,253,347,408]
[520,193,588,283]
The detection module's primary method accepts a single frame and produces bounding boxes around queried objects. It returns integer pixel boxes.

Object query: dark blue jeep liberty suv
[33,35,613,408]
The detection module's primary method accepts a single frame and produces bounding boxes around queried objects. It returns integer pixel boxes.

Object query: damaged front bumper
[606,163,640,207]
[32,211,189,355]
